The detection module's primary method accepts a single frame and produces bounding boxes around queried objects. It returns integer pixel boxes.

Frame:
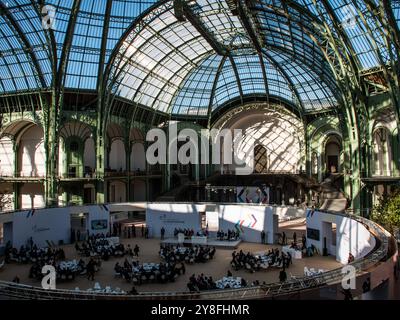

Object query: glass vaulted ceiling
[0,0,157,92]
[0,0,399,116]
[110,0,338,115]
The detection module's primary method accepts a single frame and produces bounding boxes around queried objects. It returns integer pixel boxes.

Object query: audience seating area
[114,258,184,285]
[231,249,292,273]
[159,245,216,264]
[75,236,127,260]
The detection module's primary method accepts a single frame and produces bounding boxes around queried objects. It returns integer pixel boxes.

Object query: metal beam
[228,55,244,104]
[236,0,263,52]
[207,56,228,128]
[31,0,58,87]
[174,0,228,56]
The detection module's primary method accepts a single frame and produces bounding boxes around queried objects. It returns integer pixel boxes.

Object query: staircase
[156,176,192,202]
[319,175,348,212]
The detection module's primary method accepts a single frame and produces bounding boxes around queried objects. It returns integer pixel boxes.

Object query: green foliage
[371,188,400,234]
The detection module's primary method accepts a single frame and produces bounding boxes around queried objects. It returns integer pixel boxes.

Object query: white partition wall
[86,205,110,236]
[218,205,277,243]
[335,215,376,264]
[146,203,204,237]
[306,210,376,264]
[12,208,71,248]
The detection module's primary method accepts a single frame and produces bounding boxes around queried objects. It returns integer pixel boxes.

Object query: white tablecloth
[191,236,207,245]
[282,246,302,259]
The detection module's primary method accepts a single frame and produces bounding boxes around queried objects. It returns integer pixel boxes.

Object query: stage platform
[161,238,242,250]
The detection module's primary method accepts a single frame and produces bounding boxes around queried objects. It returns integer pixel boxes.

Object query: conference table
[282,246,303,259]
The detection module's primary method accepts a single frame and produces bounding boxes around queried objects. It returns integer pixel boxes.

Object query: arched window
[311,152,318,175]
[373,127,391,176]
[325,136,341,174]
[254,145,268,174]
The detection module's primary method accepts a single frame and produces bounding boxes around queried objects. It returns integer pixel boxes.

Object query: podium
[178,233,185,244]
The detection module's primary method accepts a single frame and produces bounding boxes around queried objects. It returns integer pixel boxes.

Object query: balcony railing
[0,172,45,179]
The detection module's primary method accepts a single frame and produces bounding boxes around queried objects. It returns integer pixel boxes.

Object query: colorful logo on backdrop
[307,209,315,218]
[99,204,109,212]
[237,186,269,204]
[26,209,36,219]
[235,213,258,235]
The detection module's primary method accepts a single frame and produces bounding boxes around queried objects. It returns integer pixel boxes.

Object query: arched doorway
[130,142,146,172]
[18,125,45,177]
[109,139,126,172]
[325,136,341,175]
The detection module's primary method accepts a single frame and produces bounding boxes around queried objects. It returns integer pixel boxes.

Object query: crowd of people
[111,222,149,239]
[159,244,216,264]
[74,235,141,261]
[114,258,186,285]
[217,229,240,241]
[29,258,101,282]
[173,228,196,238]
[187,273,217,292]
[4,241,65,265]
[231,249,292,272]
[187,272,268,292]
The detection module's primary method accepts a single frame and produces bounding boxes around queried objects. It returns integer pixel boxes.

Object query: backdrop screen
[236,186,270,204]
[307,228,320,241]
[91,219,108,230]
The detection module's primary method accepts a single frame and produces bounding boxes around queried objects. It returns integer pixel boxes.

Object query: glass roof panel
[267,50,338,111]
[111,2,214,113]
[189,0,252,49]
[0,0,395,118]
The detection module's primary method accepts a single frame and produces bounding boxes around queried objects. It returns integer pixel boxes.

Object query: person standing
[87,259,95,281]
[279,268,287,283]
[132,225,136,238]
[134,245,140,257]
[261,230,266,244]
[141,224,145,237]
[362,277,371,294]
[282,232,287,245]
[293,232,297,244]
[302,234,307,250]
[161,227,165,240]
